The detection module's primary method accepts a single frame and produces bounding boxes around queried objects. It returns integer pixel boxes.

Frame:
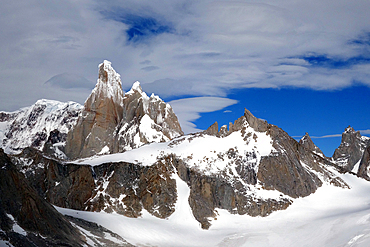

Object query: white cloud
[169,97,238,134]
[360,129,370,136]
[309,134,343,139]
[1,0,370,111]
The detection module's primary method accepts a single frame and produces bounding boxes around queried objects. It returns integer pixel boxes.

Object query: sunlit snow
[56,170,370,247]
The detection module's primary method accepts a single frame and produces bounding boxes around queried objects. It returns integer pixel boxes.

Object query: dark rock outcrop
[0,148,85,246]
[175,157,291,229]
[332,126,370,172]
[12,149,177,221]
[65,215,135,246]
[358,145,370,180]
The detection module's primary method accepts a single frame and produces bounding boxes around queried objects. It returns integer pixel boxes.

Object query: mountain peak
[92,60,124,105]
[299,132,325,157]
[131,81,143,92]
[65,62,183,159]
[66,61,125,159]
[332,126,369,171]
[98,60,115,82]
[244,108,269,132]
[344,126,355,134]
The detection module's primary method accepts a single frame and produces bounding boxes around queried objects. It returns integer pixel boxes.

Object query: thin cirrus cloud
[169,97,238,134]
[294,129,370,139]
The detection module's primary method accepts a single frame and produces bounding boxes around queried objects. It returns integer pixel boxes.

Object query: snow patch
[6,214,27,236]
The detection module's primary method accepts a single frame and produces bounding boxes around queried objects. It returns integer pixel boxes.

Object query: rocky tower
[65,61,183,159]
[332,126,370,172]
[114,81,183,153]
[65,60,125,159]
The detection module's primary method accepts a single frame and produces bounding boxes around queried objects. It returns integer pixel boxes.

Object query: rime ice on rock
[116,81,183,153]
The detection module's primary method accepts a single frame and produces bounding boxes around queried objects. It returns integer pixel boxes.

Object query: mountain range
[1,61,370,246]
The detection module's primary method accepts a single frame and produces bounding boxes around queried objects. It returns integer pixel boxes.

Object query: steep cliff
[0,148,85,246]
[65,60,125,159]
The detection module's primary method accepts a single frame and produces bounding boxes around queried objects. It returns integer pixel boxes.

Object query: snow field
[56,169,370,247]
[76,126,273,174]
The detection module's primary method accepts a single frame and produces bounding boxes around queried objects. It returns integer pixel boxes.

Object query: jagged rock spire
[299,133,325,157]
[332,126,370,172]
[65,60,126,159]
[65,61,183,159]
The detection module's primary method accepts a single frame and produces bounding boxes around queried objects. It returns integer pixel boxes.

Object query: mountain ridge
[1,60,370,246]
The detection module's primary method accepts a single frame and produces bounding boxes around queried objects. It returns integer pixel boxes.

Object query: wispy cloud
[294,129,370,140]
[169,97,238,134]
[310,134,343,139]
[360,129,370,135]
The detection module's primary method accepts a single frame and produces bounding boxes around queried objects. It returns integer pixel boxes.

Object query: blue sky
[190,86,370,156]
[1,0,370,156]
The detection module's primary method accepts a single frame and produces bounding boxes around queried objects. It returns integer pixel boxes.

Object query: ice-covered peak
[86,60,124,109]
[98,60,121,86]
[131,81,142,92]
[1,99,82,154]
[126,81,147,98]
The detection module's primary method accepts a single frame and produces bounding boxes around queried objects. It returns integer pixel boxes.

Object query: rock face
[0,100,81,157]
[332,126,370,172]
[65,60,125,159]
[114,81,183,153]
[65,61,183,159]
[0,148,85,246]
[205,109,346,198]
[357,145,370,180]
[11,149,178,223]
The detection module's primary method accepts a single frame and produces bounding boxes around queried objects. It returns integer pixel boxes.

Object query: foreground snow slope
[57,166,370,247]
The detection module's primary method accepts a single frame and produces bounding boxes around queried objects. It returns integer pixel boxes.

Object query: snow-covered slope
[65,108,347,229]
[56,170,370,247]
[1,99,82,155]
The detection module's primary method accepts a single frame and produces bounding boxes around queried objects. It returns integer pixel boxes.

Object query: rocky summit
[65,61,183,159]
[299,132,325,157]
[1,60,370,246]
[332,126,370,173]
[65,60,126,159]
